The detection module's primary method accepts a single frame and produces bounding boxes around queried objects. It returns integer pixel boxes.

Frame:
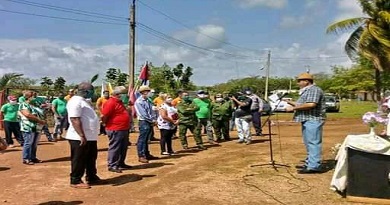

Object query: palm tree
[326,0,390,100]
[0,73,23,91]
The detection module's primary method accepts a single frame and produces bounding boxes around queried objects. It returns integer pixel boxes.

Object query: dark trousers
[41,125,53,141]
[251,110,262,134]
[68,140,98,184]
[100,123,106,135]
[160,129,174,153]
[137,120,152,158]
[106,130,129,168]
[4,121,23,145]
[212,119,230,140]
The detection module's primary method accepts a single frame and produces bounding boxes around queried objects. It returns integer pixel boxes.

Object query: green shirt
[1,103,19,122]
[193,98,211,119]
[18,96,26,103]
[52,98,67,115]
[120,94,129,105]
[19,102,38,132]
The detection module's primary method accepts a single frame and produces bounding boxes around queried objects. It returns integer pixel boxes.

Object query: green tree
[40,76,53,95]
[326,0,390,71]
[7,76,36,90]
[53,77,66,93]
[116,72,128,86]
[0,73,24,90]
[105,68,118,85]
[326,0,390,100]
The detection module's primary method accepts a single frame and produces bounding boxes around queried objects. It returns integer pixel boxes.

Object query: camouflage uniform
[177,99,206,149]
[212,94,233,141]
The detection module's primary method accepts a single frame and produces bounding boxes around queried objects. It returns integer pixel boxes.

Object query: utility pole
[264,50,271,100]
[305,65,310,73]
[129,0,136,89]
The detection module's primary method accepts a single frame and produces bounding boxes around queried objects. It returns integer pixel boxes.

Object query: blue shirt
[293,85,326,122]
[134,97,156,123]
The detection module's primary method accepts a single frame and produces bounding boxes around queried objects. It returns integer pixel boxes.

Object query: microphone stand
[250,94,290,171]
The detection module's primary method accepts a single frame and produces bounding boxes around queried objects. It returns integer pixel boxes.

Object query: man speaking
[285,73,326,174]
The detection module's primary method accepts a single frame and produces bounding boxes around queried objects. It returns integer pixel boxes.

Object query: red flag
[139,61,149,85]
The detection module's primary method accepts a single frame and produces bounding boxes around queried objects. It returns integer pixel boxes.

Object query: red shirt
[101,97,130,131]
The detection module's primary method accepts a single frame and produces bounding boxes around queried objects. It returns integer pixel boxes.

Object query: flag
[101,82,114,97]
[139,61,149,86]
[128,85,138,118]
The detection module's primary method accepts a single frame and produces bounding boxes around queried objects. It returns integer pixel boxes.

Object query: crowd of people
[0,72,327,188]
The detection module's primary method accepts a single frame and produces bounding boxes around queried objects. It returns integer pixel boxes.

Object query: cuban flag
[139,61,149,86]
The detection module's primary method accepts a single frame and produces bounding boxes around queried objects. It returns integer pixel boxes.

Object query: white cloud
[237,0,287,9]
[0,37,352,86]
[279,16,310,28]
[335,0,364,21]
[174,24,226,49]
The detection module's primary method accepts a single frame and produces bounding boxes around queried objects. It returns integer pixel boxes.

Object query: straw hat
[297,73,314,80]
[139,85,151,92]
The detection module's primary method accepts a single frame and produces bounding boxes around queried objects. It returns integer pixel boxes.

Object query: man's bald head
[78,82,93,91]
[76,82,94,98]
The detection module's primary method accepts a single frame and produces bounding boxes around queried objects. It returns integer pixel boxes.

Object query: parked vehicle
[324,95,340,112]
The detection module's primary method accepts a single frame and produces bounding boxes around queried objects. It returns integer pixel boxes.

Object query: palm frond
[378,11,390,24]
[326,17,367,34]
[358,0,377,17]
[90,74,99,84]
[344,26,364,59]
[367,22,390,48]
[0,73,23,90]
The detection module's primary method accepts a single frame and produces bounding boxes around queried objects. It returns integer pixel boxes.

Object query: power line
[4,0,127,21]
[0,4,349,62]
[138,22,259,59]
[137,0,264,53]
[0,9,128,25]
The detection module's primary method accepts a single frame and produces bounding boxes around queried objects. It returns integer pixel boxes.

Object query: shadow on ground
[92,174,157,187]
[44,156,70,163]
[321,159,337,173]
[37,200,83,205]
[152,153,193,160]
[0,167,10,171]
[130,162,174,170]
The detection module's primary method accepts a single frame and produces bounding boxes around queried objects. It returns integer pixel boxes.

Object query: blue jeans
[22,131,40,161]
[301,120,324,170]
[137,120,152,158]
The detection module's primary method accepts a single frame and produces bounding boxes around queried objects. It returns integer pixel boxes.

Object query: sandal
[23,160,34,165]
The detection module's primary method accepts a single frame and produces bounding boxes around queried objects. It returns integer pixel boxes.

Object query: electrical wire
[137,0,263,53]
[137,22,260,59]
[4,0,127,21]
[1,1,350,61]
[0,9,128,26]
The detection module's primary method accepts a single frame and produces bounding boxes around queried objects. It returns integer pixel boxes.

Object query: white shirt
[65,96,99,141]
[157,103,178,130]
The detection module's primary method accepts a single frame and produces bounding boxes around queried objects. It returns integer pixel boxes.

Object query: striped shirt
[134,97,156,123]
[293,85,326,122]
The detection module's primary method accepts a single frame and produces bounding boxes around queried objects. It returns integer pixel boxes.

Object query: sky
[0,0,364,86]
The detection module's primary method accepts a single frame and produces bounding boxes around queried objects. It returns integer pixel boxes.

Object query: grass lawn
[327,100,378,118]
[269,100,379,120]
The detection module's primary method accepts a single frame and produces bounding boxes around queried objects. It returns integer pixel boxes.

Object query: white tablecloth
[330,132,390,192]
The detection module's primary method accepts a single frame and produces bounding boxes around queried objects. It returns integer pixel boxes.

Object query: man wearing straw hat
[134,85,158,163]
[285,73,326,174]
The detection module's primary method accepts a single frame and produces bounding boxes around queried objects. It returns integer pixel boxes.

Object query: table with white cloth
[330,132,390,193]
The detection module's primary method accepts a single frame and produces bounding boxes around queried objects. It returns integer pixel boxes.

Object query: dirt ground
[0,115,376,205]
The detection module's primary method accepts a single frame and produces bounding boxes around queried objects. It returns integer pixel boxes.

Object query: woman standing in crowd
[157,95,179,155]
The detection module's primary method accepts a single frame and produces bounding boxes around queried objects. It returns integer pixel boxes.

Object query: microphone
[278,92,288,101]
